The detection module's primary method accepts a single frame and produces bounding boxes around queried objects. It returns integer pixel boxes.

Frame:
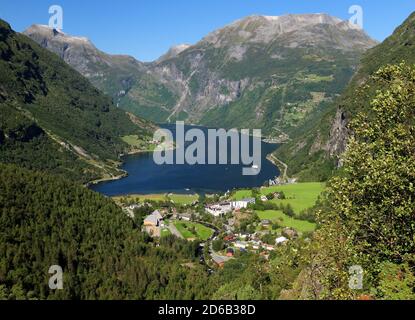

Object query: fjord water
[91,125,280,196]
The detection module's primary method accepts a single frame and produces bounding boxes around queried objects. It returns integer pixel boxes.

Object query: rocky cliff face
[325,108,350,158]
[24,24,147,99]
[201,14,369,50]
[153,14,376,125]
[156,44,191,63]
[274,11,415,181]
[24,14,376,129]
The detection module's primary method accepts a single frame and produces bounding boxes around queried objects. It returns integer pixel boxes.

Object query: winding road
[268,154,289,181]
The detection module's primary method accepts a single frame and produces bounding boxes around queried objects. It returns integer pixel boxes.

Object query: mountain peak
[202,13,375,50]
[24,24,94,47]
[156,43,191,63]
[0,19,13,40]
[232,13,343,27]
[0,19,12,31]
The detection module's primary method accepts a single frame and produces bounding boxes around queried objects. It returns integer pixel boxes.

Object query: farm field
[122,135,157,151]
[256,210,316,233]
[113,193,198,205]
[233,182,325,214]
[168,194,199,205]
[174,221,214,241]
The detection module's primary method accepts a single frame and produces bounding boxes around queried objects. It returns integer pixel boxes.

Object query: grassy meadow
[257,210,316,233]
[233,182,325,214]
[174,221,214,241]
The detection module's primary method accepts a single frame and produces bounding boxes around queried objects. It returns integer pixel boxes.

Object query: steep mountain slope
[155,14,376,131]
[24,24,179,121]
[25,14,377,134]
[156,44,191,63]
[0,19,154,183]
[274,11,415,181]
[0,163,214,299]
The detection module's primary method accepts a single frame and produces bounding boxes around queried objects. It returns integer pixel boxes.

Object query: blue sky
[1,0,414,61]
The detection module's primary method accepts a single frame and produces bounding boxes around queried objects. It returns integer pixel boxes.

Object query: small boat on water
[252,164,259,170]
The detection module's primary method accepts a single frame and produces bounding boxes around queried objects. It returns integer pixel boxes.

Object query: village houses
[205,198,256,216]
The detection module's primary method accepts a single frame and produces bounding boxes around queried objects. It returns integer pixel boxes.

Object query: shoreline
[266,154,289,181]
[86,170,128,187]
[88,137,283,194]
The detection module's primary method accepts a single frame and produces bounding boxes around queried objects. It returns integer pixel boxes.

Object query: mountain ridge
[274,11,415,181]
[0,19,155,183]
[24,13,377,133]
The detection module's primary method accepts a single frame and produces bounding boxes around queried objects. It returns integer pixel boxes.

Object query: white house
[260,195,268,202]
[275,236,288,245]
[234,241,248,249]
[230,198,256,210]
[178,213,191,221]
[205,202,232,216]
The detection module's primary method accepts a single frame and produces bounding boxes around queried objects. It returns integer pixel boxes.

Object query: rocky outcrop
[23,24,147,95]
[24,14,377,129]
[325,108,350,159]
[201,14,375,51]
[156,44,191,63]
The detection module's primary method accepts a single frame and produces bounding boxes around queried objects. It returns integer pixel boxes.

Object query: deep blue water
[90,125,280,195]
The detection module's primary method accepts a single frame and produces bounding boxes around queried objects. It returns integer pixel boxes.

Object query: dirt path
[167,223,184,239]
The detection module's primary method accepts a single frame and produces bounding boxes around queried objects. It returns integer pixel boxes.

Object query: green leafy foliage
[0,19,154,182]
[0,164,215,300]
[200,48,359,135]
[277,11,415,181]
[308,63,415,299]
[0,20,152,152]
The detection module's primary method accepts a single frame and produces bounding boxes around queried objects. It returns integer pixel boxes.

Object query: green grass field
[256,210,316,233]
[233,182,325,214]
[232,189,253,200]
[112,193,168,203]
[169,194,199,205]
[122,135,143,147]
[174,221,214,241]
[122,135,156,151]
[113,193,198,205]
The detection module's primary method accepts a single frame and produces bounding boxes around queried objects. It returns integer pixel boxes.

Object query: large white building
[230,198,256,210]
[206,198,256,216]
[205,202,232,217]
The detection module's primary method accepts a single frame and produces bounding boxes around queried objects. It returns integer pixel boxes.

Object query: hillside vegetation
[287,63,415,300]
[0,19,154,183]
[25,15,376,138]
[275,11,415,181]
[0,164,216,300]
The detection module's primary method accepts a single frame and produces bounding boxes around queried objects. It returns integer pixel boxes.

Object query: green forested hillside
[286,63,415,300]
[0,164,305,300]
[0,103,109,183]
[0,164,216,299]
[199,47,357,134]
[1,12,414,301]
[275,11,415,181]
[0,19,154,183]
